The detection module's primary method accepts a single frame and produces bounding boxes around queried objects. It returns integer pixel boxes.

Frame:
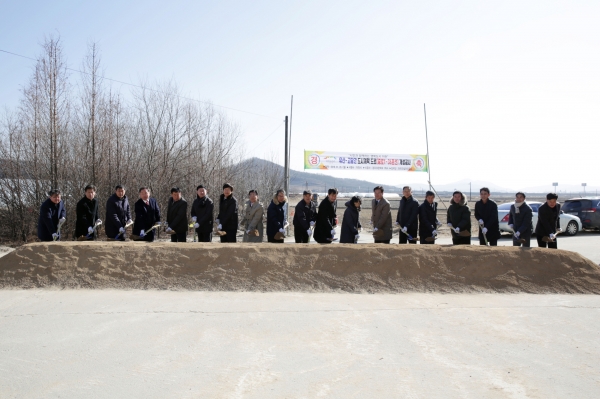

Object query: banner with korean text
[304,150,428,172]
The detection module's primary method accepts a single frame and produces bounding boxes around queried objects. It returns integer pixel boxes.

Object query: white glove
[216,219,220,225]
[279,228,285,233]
[482,227,488,234]
[140,229,146,237]
[373,227,378,232]
[119,227,125,234]
[246,230,250,234]
[166,227,173,233]
[88,227,94,234]
[194,223,199,229]
[59,217,66,223]
[52,233,59,240]
[395,222,400,226]
[550,233,556,240]
[217,224,222,230]
[447,223,453,228]
[432,229,438,236]
[508,224,514,229]
[436,220,442,227]
[402,227,407,233]
[514,231,520,238]
[97,219,102,224]
[331,229,336,236]
[355,234,360,240]
[310,221,315,227]
[454,227,460,233]
[307,229,312,235]
[478,219,484,225]
[192,216,197,222]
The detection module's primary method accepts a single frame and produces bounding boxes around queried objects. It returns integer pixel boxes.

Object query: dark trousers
[478,232,497,246]
[267,235,284,243]
[399,233,417,244]
[537,236,557,249]
[375,239,390,244]
[220,229,237,243]
[452,236,471,245]
[294,228,310,243]
[170,231,187,242]
[197,231,212,243]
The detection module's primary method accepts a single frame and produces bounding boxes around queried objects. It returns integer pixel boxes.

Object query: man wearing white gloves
[396,186,419,244]
[217,183,239,243]
[38,189,67,242]
[314,188,338,244]
[105,185,132,241]
[371,186,392,244]
[340,196,362,244]
[75,184,99,240]
[293,190,317,243]
[241,189,264,243]
[267,189,288,243]
[166,187,188,243]
[508,192,533,247]
[535,193,561,249]
[132,187,161,242]
[418,190,439,245]
[190,185,214,243]
[474,187,500,246]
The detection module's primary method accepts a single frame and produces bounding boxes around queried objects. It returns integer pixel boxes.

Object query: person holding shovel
[165,187,188,243]
[293,190,316,243]
[535,193,561,249]
[132,187,161,242]
[314,188,338,244]
[418,190,439,245]
[266,189,288,243]
[508,192,533,247]
[105,185,132,241]
[447,190,471,245]
[474,187,500,246]
[190,185,214,243]
[75,185,99,240]
[217,183,238,243]
[38,189,67,242]
[395,186,419,244]
[340,196,362,244]
[371,186,392,244]
[242,189,264,243]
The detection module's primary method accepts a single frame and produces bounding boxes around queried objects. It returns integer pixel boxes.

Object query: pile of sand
[0,242,599,293]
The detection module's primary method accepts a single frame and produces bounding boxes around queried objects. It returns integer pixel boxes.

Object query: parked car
[562,197,600,230]
[497,201,582,236]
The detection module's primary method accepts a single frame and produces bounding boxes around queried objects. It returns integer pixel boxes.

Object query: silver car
[497,202,582,236]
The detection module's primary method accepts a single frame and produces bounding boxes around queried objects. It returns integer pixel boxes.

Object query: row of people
[37,183,562,248]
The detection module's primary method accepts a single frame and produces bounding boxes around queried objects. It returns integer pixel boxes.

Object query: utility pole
[284,116,289,196]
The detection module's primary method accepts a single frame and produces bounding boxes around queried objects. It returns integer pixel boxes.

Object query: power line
[0,48,280,120]
[248,120,285,154]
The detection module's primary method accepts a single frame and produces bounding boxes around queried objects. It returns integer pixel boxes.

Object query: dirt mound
[0,242,599,293]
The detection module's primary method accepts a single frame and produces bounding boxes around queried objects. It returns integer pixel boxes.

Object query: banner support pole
[424,103,432,191]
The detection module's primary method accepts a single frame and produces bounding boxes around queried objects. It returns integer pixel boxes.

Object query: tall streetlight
[582,183,587,196]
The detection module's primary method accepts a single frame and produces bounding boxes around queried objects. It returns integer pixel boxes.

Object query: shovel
[110,220,133,241]
[478,221,489,246]
[542,228,562,243]
[53,218,66,241]
[78,219,102,241]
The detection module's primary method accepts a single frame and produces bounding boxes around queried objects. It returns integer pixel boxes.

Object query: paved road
[1,290,599,398]
[285,228,600,264]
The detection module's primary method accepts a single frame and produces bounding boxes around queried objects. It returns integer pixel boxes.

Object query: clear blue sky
[1,1,599,192]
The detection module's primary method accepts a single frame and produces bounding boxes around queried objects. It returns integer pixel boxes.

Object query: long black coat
[267,195,287,237]
[191,195,214,233]
[37,199,66,241]
[133,198,161,240]
[447,195,471,237]
[418,201,438,237]
[396,196,419,234]
[535,202,561,236]
[105,194,131,239]
[166,197,188,234]
[75,196,99,238]
[293,199,316,231]
[314,198,337,243]
[508,202,533,237]
[217,194,238,232]
[340,201,361,243]
[474,199,500,240]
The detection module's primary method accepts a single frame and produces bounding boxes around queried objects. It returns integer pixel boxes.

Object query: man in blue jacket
[105,185,132,241]
[132,187,161,242]
[396,186,419,244]
[267,189,288,243]
[508,192,533,247]
[38,189,66,241]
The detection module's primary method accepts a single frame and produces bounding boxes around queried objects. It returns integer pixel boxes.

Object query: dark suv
[562,198,600,230]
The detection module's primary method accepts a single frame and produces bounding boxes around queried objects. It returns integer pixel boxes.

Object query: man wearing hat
[166,187,188,242]
[535,193,561,249]
[293,190,317,243]
[217,183,238,243]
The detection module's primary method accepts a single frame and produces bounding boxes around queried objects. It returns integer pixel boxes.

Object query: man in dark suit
[75,185,99,240]
[166,187,188,243]
[535,193,561,249]
[132,187,161,242]
[105,185,132,241]
[38,189,66,241]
